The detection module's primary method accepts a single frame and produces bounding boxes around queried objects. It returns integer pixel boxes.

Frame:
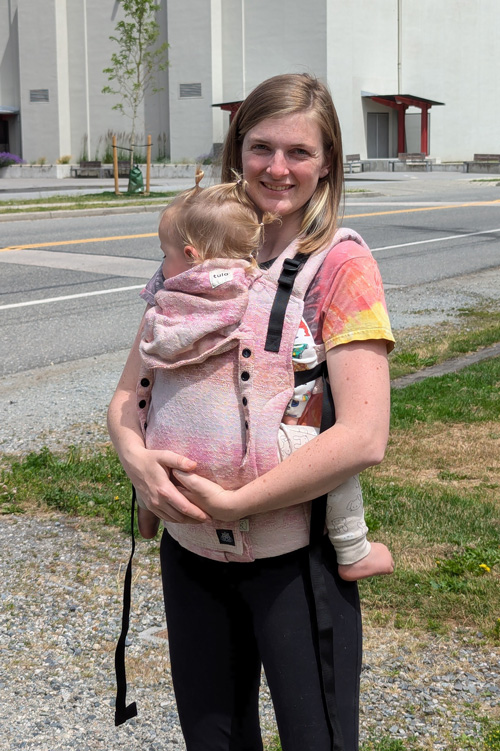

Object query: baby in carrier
[136,176,393,581]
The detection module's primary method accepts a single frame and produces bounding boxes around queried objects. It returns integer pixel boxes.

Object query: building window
[179,83,202,99]
[30,89,50,103]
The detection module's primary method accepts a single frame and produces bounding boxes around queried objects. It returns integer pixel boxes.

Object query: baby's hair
[161,174,277,269]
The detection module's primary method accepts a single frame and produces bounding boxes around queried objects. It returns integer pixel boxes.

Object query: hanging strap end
[115,701,138,727]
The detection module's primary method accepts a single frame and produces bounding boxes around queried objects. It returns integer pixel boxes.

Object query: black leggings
[160,530,362,751]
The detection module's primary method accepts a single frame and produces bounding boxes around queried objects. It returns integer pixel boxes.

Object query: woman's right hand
[107,306,210,525]
[122,445,211,524]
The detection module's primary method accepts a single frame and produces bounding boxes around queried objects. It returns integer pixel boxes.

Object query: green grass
[390,307,500,379]
[0,190,178,214]
[359,357,500,635]
[1,357,498,637]
[390,356,500,427]
[0,445,132,531]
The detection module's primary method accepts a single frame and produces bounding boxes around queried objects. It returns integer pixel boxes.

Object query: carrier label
[209,269,234,288]
[216,529,236,546]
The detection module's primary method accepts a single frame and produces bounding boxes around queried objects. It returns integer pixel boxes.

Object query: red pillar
[397,103,408,154]
[421,103,430,154]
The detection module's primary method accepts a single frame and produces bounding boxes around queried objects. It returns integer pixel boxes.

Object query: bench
[71,160,102,178]
[71,160,133,178]
[344,154,361,173]
[397,152,431,171]
[463,153,500,173]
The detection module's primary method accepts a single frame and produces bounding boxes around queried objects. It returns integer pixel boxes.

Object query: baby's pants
[278,424,370,565]
[160,529,361,751]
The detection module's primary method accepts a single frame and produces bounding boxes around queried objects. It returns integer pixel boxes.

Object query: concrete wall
[17,0,62,161]
[401,0,500,160]
[165,0,214,162]
[327,0,399,159]
[3,0,500,164]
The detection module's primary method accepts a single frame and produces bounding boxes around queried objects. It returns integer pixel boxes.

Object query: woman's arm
[174,339,390,520]
[107,308,210,524]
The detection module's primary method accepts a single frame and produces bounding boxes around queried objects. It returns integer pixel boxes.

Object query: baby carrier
[115,229,369,751]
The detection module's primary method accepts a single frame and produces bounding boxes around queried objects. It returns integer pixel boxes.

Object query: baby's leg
[136,492,161,539]
[326,478,393,580]
[278,425,393,581]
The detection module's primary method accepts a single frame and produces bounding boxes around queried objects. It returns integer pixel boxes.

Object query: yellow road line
[1,233,156,252]
[1,200,499,252]
[344,199,500,219]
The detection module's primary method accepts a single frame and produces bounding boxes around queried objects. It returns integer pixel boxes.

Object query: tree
[102,0,168,166]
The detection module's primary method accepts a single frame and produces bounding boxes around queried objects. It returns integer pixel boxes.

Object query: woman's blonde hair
[221,73,344,255]
[161,171,276,269]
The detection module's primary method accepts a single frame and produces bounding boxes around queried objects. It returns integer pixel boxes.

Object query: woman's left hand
[172,470,241,522]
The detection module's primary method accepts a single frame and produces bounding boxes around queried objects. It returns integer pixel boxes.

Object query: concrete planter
[0,162,221,180]
[0,164,72,178]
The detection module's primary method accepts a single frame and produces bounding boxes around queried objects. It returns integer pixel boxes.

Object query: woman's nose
[266,151,289,178]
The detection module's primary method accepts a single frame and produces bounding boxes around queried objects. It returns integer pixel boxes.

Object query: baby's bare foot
[338,542,394,582]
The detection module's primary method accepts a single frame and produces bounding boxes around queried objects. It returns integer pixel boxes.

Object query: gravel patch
[0,512,498,750]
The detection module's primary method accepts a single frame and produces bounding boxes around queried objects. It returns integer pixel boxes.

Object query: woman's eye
[292,148,310,157]
[252,144,270,152]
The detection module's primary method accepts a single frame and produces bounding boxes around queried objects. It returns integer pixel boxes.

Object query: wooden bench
[473,153,500,162]
[398,152,427,164]
[397,152,431,171]
[71,160,102,178]
[463,153,500,172]
[344,153,361,173]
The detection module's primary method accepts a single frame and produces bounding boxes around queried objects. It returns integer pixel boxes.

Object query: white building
[1,0,499,164]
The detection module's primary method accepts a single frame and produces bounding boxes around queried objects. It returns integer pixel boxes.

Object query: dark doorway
[367,112,389,158]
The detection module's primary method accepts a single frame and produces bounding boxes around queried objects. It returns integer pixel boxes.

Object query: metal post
[113,135,120,195]
[146,134,151,195]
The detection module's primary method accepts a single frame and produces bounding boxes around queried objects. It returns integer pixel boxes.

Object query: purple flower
[0,152,25,167]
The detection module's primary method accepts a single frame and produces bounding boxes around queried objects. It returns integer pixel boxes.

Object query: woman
[108,73,394,751]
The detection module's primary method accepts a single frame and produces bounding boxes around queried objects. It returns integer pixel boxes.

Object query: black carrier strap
[307,367,345,751]
[268,255,344,750]
[114,488,138,726]
[264,254,308,352]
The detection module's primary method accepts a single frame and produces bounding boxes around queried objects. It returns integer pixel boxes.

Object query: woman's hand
[126,447,211,524]
[107,308,211,525]
[172,470,240,522]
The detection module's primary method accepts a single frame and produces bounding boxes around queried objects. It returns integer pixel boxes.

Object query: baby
[135,176,393,581]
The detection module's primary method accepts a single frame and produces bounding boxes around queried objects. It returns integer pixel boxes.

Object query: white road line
[372,227,500,252]
[2,227,499,311]
[0,285,145,311]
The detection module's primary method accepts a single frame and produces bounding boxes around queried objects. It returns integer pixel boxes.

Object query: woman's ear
[183,245,200,262]
[319,147,332,178]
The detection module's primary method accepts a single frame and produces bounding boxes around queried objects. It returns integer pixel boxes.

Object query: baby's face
[159,219,191,280]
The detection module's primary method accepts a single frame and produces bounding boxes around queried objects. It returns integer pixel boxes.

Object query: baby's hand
[173,470,240,522]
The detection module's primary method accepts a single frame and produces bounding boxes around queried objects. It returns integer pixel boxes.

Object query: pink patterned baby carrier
[136,229,369,561]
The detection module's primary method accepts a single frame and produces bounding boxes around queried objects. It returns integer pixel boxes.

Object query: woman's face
[241,112,330,225]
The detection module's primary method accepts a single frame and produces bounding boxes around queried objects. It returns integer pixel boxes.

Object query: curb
[391,342,500,389]
[0,203,165,223]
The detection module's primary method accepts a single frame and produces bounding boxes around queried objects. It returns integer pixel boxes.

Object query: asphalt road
[1,174,499,376]
[0,173,499,451]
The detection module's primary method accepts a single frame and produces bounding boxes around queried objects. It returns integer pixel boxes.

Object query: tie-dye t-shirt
[140,237,394,427]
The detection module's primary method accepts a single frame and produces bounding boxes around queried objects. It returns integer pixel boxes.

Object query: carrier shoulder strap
[264,253,309,352]
[265,246,344,750]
